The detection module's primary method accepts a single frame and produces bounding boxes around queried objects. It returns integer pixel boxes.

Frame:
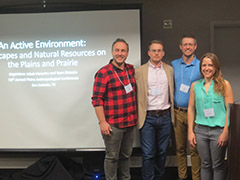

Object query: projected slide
[4,39,103,88]
[0,9,141,149]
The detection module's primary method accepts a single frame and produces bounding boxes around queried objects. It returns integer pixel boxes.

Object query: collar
[202,79,214,94]
[149,60,162,69]
[180,55,197,66]
[109,59,126,71]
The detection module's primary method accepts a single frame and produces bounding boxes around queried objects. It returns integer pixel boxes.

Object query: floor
[0,167,193,180]
[84,167,192,180]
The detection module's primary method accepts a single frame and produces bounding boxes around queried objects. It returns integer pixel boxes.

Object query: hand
[218,130,228,147]
[188,131,197,147]
[99,121,112,136]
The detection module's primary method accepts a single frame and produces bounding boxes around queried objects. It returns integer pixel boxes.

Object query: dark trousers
[140,111,171,180]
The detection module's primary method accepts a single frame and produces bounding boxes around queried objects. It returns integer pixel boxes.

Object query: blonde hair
[200,53,226,96]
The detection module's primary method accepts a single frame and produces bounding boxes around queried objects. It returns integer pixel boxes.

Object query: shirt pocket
[213,97,224,104]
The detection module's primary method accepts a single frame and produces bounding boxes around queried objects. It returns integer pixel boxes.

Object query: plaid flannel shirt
[91,60,137,128]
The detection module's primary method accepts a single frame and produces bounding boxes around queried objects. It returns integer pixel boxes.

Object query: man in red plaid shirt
[91,38,137,180]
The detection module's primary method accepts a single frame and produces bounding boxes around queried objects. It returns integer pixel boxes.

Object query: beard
[112,56,126,68]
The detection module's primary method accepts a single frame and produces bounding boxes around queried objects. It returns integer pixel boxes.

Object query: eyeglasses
[150,49,163,53]
[182,43,195,47]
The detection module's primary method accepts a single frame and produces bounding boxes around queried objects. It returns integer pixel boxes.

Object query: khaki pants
[174,109,201,180]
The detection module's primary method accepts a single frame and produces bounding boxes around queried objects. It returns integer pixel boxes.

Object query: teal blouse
[194,79,226,127]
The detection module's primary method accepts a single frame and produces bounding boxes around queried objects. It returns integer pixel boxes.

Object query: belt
[147,108,170,117]
[174,106,187,112]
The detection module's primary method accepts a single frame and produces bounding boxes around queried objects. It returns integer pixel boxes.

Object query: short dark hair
[180,34,197,45]
[112,38,129,51]
[148,40,164,50]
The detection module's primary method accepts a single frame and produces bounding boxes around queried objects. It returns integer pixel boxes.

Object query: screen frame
[0,3,142,152]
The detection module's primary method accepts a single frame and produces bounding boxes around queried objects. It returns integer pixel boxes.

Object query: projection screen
[0,9,141,150]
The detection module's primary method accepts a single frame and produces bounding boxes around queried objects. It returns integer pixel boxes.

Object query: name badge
[204,108,215,118]
[180,84,190,93]
[124,83,133,94]
[151,88,161,96]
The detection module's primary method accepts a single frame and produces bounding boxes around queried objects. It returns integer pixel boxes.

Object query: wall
[1,0,240,64]
[0,0,239,168]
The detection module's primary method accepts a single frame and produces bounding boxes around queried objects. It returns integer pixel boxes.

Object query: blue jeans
[102,125,136,180]
[140,111,171,180]
[195,124,227,180]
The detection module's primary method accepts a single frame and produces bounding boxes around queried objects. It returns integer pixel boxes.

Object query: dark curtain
[3,155,84,180]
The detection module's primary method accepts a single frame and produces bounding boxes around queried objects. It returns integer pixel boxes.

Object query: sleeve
[91,70,108,107]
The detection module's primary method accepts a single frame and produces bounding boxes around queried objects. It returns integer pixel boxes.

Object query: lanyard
[201,81,214,108]
[181,63,195,86]
[201,89,214,109]
[114,69,131,87]
[201,81,215,117]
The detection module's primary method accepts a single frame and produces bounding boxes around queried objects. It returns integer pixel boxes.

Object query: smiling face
[111,42,129,69]
[201,57,216,80]
[179,37,197,58]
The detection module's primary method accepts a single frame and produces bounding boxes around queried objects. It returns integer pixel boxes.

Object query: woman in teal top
[194,79,227,127]
[188,53,234,180]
